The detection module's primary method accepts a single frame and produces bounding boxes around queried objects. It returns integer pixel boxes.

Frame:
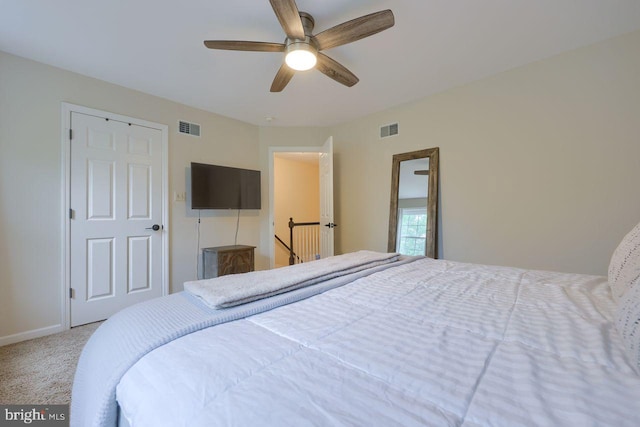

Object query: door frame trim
[60,103,169,329]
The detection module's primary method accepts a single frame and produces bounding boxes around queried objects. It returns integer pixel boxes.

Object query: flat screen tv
[191,162,261,210]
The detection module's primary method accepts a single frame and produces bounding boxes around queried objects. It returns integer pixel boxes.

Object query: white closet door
[70,112,164,326]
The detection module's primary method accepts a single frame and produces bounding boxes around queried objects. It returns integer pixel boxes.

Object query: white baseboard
[0,324,65,347]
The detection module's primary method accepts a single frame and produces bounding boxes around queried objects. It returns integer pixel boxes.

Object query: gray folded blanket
[185,250,400,308]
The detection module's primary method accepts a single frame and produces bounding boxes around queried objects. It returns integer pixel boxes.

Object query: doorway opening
[268,137,334,269]
[273,152,320,268]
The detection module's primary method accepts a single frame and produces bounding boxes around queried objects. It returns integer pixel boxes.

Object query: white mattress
[116,258,640,426]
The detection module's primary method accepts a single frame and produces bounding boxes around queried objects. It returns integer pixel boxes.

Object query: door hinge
[69,288,74,299]
[69,208,74,219]
[69,129,73,140]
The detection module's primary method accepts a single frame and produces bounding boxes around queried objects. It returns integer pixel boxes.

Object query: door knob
[146,224,161,231]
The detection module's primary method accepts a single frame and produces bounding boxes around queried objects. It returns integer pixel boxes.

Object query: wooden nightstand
[202,245,255,279]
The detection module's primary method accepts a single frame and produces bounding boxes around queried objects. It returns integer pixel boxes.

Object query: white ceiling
[2,1,640,127]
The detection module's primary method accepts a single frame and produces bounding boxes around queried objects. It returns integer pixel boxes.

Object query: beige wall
[0,51,262,343]
[331,30,640,275]
[273,156,320,267]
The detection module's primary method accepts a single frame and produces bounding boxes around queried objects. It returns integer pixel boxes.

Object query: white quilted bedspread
[116,258,640,426]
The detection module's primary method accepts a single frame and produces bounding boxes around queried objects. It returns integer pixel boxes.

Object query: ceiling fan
[204,0,395,92]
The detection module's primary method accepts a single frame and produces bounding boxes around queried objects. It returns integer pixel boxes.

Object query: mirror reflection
[388,148,439,258]
[396,158,429,255]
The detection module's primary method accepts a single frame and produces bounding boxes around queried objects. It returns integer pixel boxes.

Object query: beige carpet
[0,322,102,404]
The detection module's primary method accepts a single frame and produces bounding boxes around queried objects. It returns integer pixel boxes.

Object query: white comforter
[116,258,640,426]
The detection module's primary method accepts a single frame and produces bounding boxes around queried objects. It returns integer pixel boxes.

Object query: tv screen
[191,162,261,210]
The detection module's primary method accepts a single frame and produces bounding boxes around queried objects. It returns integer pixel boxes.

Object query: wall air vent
[380,122,399,139]
[178,121,201,137]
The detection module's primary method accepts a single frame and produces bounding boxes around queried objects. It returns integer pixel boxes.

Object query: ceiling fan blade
[204,41,285,52]
[313,10,395,51]
[270,64,295,92]
[316,53,359,87]
[269,0,305,40]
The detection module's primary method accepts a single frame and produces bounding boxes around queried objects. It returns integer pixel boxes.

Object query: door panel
[128,163,151,219]
[86,238,115,299]
[70,112,164,326]
[87,159,115,219]
[128,236,151,292]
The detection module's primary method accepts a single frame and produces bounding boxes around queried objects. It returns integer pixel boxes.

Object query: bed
[71,224,640,427]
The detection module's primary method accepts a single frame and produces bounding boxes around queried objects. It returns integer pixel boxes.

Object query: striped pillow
[608,221,640,302]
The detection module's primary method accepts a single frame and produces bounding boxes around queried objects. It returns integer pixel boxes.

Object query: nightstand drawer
[203,245,255,278]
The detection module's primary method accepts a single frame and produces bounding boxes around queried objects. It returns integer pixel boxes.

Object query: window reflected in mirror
[397,208,427,255]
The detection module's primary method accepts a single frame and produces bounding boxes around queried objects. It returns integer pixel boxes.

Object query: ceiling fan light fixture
[285,39,317,71]
[204,3,395,91]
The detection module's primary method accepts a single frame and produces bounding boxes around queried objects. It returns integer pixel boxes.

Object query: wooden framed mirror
[387,147,439,258]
